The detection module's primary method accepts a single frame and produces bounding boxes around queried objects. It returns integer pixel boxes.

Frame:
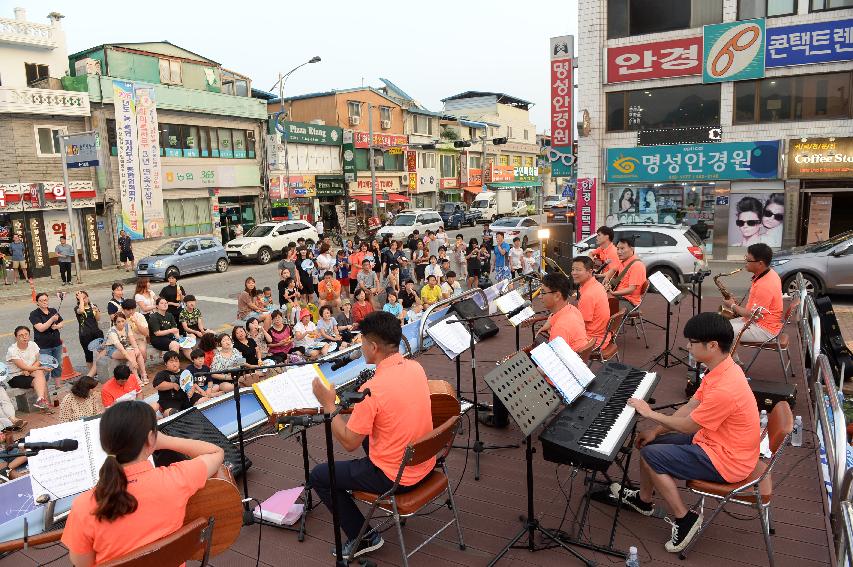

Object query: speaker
[542,222,574,276]
[157,408,251,476]
[450,298,499,340]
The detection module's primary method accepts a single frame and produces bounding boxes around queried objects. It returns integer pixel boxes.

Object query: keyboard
[539,363,659,472]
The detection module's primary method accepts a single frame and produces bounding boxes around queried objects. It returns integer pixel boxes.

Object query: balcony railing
[0,17,56,49]
[0,87,90,116]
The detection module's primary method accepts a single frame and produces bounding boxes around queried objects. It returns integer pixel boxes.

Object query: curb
[0,273,138,302]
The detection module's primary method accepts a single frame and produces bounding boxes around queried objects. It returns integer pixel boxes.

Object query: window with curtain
[355,148,371,170]
[232,130,248,158]
[218,128,233,158]
[383,151,403,171]
[440,154,456,178]
[184,126,199,157]
[165,198,212,236]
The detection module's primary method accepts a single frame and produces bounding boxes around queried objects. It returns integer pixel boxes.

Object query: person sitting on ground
[267,310,295,364]
[186,348,222,400]
[400,279,420,311]
[294,309,331,360]
[101,364,142,408]
[148,298,185,357]
[318,305,349,349]
[351,288,374,327]
[5,325,50,410]
[406,301,424,324]
[153,352,192,417]
[397,256,412,284]
[420,274,442,307]
[356,259,380,306]
[261,287,275,311]
[614,312,760,554]
[318,271,342,310]
[199,332,217,368]
[237,277,272,328]
[59,376,103,422]
[441,270,462,299]
[247,317,272,357]
[179,295,206,339]
[382,292,405,323]
[210,333,246,392]
[104,311,149,386]
[121,299,150,355]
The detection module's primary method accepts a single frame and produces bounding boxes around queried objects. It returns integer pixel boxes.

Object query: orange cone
[59,346,81,382]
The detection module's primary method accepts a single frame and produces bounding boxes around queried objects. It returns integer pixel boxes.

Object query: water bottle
[759,410,771,457]
[626,546,640,567]
[792,415,803,447]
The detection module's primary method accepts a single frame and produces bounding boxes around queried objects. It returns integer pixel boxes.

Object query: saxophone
[714,269,741,319]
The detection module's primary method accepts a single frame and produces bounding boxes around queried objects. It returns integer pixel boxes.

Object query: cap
[299,308,311,320]
[524,248,533,253]
[399,255,409,262]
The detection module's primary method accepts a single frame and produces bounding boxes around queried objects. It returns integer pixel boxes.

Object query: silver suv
[574,224,707,283]
[771,230,853,295]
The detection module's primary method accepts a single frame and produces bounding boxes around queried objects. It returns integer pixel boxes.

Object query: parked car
[376,209,444,241]
[510,201,528,217]
[136,237,228,280]
[771,230,853,295]
[225,220,318,264]
[488,217,540,248]
[543,195,567,209]
[437,202,480,229]
[573,223,707,284]
[546,202,575,224]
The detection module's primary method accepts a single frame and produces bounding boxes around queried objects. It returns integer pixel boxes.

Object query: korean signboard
[550,35,574,177]
[349,176,401,196]
[162,164,260,189]
[62,132,99,169]
[440,178,459,190]
[766,19,853,68]
[487,164,515,183]
[342,130,356,182]
[134,86,164,239]
[284,175,316,198]
[113,80,143,239]
[576,178,597,244]
[0,182,96,210]
[273,120,342,146]
[787,137,853,179]
[703,19,765,83]
[514,166,539,182]
[418,169,438,192]
[353,132,407,149]
[606,37,702,83]
[606,141,780,183]
[406,151,417,173]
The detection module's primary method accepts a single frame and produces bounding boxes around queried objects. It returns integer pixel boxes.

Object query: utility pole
[368,104,378,214]
[280,73,290,209]
[480,131,488,191]
[59,136,84,283]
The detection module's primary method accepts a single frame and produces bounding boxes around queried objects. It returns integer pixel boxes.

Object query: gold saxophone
[714,269,741,319]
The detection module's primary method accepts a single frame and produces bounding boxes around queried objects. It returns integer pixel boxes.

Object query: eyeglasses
[744,257,759,263]
[540,290,560,296]
[763,210,784,221]
[735,219,762,227]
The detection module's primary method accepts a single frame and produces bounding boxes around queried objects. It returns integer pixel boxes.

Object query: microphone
[19,439,79,453]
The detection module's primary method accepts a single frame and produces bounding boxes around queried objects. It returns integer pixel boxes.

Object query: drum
[38,354,58,370]
[178,335,197,350]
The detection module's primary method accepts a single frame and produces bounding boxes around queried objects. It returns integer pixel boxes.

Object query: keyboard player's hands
[635,428,657,449]
[627,397,652,418]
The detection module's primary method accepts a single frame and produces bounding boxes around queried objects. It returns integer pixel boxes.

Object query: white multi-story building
[577,0,853,260]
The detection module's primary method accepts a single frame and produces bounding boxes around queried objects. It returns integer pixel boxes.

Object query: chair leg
[758,503,775,567]
[347,499,381,563]
[391,498,408,567]
[444,468,466,550]
[638,316,649,349]
[744,347,762,374]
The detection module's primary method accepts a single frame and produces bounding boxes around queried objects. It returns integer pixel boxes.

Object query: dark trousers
[309,439,417,540]
[79,330,104,364]
[59,262,72,283]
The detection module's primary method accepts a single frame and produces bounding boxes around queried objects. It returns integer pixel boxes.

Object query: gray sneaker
[334,532,384,560]
[33,398,51,411]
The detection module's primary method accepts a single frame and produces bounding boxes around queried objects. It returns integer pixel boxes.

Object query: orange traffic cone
[59,346,81,383]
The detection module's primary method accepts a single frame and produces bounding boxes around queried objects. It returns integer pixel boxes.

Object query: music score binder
[252,364,335,415]
[27,417,106,501]
[530,336,597,404]
[493,290,536,326]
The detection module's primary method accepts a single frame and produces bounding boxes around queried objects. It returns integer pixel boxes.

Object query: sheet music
[114,390,138,404]
[648,270,682,304]
[254,365,326,414]
[426,315,472,360]
[27,418,105,501]
[549,336,596,388]
[509,306,536,327]
[493,290,526,314]
[529,342,584,403]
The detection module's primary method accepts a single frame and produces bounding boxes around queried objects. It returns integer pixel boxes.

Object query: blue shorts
[640,433,726,483]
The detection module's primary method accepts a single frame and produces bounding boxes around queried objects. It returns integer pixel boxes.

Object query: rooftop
[442,91,535,110]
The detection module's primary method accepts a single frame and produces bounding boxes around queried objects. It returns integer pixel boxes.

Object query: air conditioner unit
[349,116,361,126]
[74,58,102,76]
[380,120,391,129]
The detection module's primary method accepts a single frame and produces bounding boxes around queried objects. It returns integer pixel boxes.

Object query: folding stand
[483,352,594,566]
[648,288,690,371]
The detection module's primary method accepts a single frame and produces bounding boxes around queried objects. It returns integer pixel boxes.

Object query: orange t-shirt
[61,458,207,565]
[592,243,622,274]
[616,256,646,306]
[690,356,760,483]
[548,303,590,352]
[319,279,342,301]
[101,374,141,407]
[346,353,435,486]
[349,251,366,280]
[744,269,784,335]
[578,277,610,347]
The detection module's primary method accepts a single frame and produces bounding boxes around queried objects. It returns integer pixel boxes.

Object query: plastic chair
[679,401,794,565]
[589,308,626,366]
[740,302,797,379]
[349,416,465,566]
[99,517,215,567]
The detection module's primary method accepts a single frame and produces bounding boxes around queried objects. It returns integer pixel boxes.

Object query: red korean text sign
[575,178,597,243]
[550,58,573,148]
[606,37,703,84]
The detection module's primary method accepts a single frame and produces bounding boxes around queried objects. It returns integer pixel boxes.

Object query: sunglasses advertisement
[728,192,785,249]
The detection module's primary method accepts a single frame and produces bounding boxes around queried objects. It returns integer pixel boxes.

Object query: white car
[376,209,444,241]
[225,220,318,264]
[543,195,566,209]
[510,201,528,216]
[488,216,540,248]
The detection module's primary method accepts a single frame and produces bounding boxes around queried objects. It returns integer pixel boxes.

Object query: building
[66,41,267,249]
[0,7,100,277]
[576,0,853,259]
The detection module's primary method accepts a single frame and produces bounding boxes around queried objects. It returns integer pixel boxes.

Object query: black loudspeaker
[542,222,574,276]
[450,298,499,340]
[157,408,251,476]
[814,295,853,381]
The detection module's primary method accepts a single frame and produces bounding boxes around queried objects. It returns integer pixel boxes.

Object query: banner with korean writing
[353,132,407,148]
[134,85,164,238]
[606,37,702,83]
[575,178,597,244]
[550,35,574,177]
[606,141,780,182]
[112,80,143,239]
[342,130,356,182]
[766,19,853,68]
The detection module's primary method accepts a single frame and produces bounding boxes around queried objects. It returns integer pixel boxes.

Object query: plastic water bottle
[626,546,640,567]
[759,410,771,457]
[792,416,803,447]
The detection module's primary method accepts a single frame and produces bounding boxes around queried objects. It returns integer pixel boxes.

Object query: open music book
[426,314,473,359]
[530,336,596,404]
[27,418,106,501]
[493,290,536,326]
[252,364,334,415]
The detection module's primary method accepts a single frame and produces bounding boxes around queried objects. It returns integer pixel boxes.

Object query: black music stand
[483,352,594,567]
[648,274,690,371]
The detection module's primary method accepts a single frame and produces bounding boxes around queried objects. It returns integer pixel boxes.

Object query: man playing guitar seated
[310,311,435,560]
[591,225,622,281]
[613,313,760,553]
[571,256,611,348]
[724,243,783,344]
[608,238,646,308]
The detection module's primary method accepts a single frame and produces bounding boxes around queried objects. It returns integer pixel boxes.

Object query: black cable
[244,497,263,567]
[35,546,69,567]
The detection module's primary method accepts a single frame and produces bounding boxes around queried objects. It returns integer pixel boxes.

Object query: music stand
[647,271,690,370]
[483,352,594,567]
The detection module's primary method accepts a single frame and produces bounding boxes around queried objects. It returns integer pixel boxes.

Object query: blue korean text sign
[766,19,853,68]
[703,19,765,83]
[606,141,780,183]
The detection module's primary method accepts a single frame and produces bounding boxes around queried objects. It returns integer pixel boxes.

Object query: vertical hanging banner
[134,85,165,238]
[112,80,143,239]
[549,35,574,177]
[575,178,597,243]
[342,129,356,183]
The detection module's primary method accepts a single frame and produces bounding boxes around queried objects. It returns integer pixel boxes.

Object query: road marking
[194,295,238,305]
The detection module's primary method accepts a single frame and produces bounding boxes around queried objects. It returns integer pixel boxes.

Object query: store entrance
[218,196,258,243]
[801,190,853,244]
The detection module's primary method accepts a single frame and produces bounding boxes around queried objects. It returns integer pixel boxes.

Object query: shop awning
[464,186,483,194]
[486,181,543,189]
[352,193,411,204]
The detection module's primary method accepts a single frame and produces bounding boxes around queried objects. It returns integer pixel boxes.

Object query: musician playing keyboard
[590,225,622,281]
[608,237,646,308]
[571,256,611,348]
[614,313,760,554]
[724,243,784,345]
[310,312,435,560]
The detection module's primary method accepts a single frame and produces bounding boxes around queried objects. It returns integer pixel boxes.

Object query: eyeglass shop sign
[787,137,853,179]
[273,120,342,146]
[606,141,780,182]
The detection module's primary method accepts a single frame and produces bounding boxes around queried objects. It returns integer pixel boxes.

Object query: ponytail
[93,401,157,522]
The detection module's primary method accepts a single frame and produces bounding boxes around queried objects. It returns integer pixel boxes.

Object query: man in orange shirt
[613,312,760,553]
[101,364,142,408]
[318,270,343,309]
[724,243,783,344]
[538,272,590,352]
[311,311,434,560]
[590,225,622,281]
[571,256,611,348]
[609,238,647,307]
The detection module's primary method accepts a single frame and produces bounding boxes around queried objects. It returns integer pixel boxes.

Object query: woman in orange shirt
[62,401,224,566]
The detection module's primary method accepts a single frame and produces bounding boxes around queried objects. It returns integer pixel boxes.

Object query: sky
[3,0,578,133]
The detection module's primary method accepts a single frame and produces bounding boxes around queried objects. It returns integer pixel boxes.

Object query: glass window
[798,72,851,120]
[609,0,721,39]
[507,127,513,138]
[235,80,249,97]
[24,63,49,85]
[347,101,361,118]
[165,198,211,236]
[606,92,626,131]
[739,0,795,18]
[811,0,853,11]
[218,128,233,158]
[419,152,436,169]
[209,128,219,157]
[524,129,529,140]
[106,119,118,156]
[606,84,721,132]
[524,156,534,167]
[184,126,199,158]
[734,81,757,123]
[246,131,256,159]
[199,127,210,158]
[469,155,482,169]
[499,155,509,166]
[734,72,852,123]
[380,106,392,122]
[161,123,182,157]
[355,148,370,170]
[440,154,456,177]
[383,151,403,171]
[232,130,248,158]
[200,239,216,250]
[35,126,63,156]
[512,155,522,167]
[159,59,181,85]
[654,233,678,246]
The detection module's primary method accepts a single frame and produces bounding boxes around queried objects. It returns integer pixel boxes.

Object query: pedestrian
[233,224,243,238]
[54,236,75,285]
[348,241,368,297]
[315,217,325,240]
[28,292,65,385]
[413,240,427,283]
[335,249,350,300]
[117,230,134,272]
[466,240,482,290]
[509,237,524,278]
[74,290,104,376]
[9,234,28,283]
[451,234,467,283]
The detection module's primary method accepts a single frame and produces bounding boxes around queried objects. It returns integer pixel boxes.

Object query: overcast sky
[6,0,577,133]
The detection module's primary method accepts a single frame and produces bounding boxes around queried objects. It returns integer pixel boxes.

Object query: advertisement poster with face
[729,192,785,249]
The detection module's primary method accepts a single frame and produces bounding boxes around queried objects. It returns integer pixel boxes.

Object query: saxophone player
[724,243,783,344]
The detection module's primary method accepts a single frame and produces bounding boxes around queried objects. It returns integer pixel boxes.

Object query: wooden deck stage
[0,293,833,566]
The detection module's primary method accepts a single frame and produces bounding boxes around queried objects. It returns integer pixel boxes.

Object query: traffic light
[453,140,472,148]
[492,137,508,145]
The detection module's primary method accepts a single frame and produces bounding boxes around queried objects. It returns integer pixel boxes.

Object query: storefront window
[161,123,182,157]
[164,198,212,236]
[218,128,233,158]
[734,72,852,123]
[606,84,722,132]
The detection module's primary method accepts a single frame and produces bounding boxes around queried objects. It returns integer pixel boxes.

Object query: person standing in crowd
[233,223,243,238]
[413,239,428,284]
[316,243,335,276]
[117,230,134,272]
[491,232,511,282]
[55,235,75,285]
[9,234,28,283]
[451,235,467,283]
[59,376,102,423]
[159,274,186,328]
[106,283,125,323]
[29,293,64,385]
[74,291,104,376]
[315,217,325,241]
[134,277,157,319]
[335,249,350,300]
[5,326,50,410]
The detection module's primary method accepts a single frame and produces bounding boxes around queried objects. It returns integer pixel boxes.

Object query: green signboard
[342,130,356,182]
[315,176,346,196]
[270,119,342,146]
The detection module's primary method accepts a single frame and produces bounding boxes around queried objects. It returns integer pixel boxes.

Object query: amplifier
[156,408,251,476]
[451,298,499,340]
[749,379,796,412]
